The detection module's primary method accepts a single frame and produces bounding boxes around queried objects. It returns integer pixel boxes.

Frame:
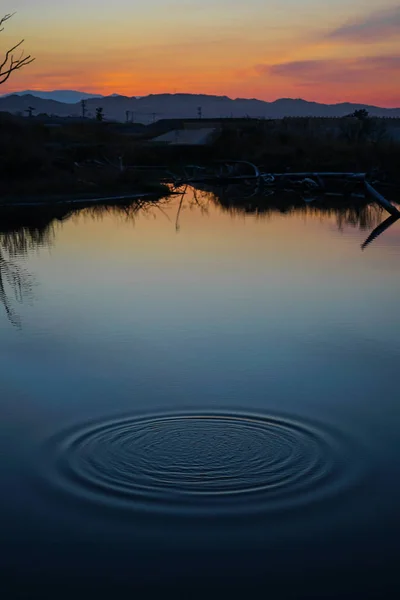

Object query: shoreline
[0,188,172,208]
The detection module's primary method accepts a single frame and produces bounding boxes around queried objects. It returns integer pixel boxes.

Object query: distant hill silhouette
[2,90,105,103]
[0,92,399,122]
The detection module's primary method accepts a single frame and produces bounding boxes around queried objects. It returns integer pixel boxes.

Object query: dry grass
[0,113,169,200]
[212,118,400,181]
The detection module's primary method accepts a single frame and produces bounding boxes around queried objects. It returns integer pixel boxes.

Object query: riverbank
[1,111,399,205]
[0,112,170,203]
[0,184,171,207]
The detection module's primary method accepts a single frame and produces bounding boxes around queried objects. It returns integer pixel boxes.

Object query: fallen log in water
[175,160,261,185]
[364,181,400,217]
[177,167,399,217]
[361,214,400,250]
[262,172,366,181]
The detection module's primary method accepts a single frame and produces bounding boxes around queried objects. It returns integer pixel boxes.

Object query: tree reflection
[0,250,31,327]
[0,189,396,327]
[0,241,32,327]
[0,212,56,327]
[72,196,171,225]
[188,184,386,232]
[0,198,170,326]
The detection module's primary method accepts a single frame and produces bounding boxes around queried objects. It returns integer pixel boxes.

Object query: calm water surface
[1,190,400,597]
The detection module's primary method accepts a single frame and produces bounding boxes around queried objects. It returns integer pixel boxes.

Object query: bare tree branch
[0,13,15,31]
[0,13,35,85]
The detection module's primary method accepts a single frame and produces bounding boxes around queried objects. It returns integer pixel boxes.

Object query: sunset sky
[1,1,400,106]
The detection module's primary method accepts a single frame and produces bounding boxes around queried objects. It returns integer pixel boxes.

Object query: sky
[1,0,400,106]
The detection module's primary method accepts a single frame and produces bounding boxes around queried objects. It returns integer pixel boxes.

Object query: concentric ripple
[42,412,361,515]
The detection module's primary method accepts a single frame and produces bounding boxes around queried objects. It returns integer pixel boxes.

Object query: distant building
[144,117,261,146]
[150,127,217,146]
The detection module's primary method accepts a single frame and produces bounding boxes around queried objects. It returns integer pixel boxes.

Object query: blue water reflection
[1,190,400,597]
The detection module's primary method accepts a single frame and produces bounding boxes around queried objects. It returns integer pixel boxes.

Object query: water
[1,189,400,597]
[42,411,358,516]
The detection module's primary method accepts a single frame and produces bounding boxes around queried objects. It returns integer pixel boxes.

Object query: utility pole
[81,99,87,119]
[197,106,202,119]
[25,106,35,118]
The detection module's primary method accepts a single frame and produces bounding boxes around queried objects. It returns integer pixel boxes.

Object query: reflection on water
[0,188,398,327]
[0,217,56,327]
[194,184,387,230]
[0,228,42,327]
[361,214,400,250]
[1,186,400,596]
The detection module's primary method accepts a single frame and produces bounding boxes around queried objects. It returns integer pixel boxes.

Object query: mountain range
[1,91,399,122]
[2,90,107,103]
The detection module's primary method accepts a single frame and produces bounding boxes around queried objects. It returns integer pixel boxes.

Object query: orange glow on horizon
[1,1,399,107]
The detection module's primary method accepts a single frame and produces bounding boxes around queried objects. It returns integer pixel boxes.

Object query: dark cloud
[328,6,400,42]
[257,56,400,85]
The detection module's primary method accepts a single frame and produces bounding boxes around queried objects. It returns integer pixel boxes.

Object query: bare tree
[0,13,34,85]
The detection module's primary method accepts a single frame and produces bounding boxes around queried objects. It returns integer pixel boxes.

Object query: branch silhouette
[0,13,35,85]
[361,215,399,250]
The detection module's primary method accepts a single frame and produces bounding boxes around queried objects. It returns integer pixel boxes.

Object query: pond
[1,189,400,597]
